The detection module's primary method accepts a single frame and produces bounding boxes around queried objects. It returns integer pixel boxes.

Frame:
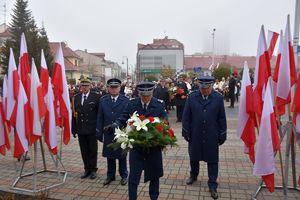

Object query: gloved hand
[218,134,227,145]
[72,133,77,138]
[103,124,113,134]
[183,135,190,143]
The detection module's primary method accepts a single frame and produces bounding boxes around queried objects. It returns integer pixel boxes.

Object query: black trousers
[107,158,128,179]
[176,105,184,121]
[190,160,218,189]
[78,134,98,172]
[230,93,235,107]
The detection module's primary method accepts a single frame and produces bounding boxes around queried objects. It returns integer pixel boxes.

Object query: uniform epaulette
[130,97,136,101]
[74,93,81,98]
[90,90,100,95]
[100,94,110,100]
[157,99,164,103]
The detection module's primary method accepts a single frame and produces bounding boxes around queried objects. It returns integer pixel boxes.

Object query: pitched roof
[49,42,80,58]
[184,55,278,70]
[0,25,12,38]
[138,36,184,50]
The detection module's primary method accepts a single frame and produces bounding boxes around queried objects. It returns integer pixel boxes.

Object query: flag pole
[273,91,286,192]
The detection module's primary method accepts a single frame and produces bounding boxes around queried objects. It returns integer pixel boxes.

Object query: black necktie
[112,98,115,104]
[203,96,207,101]
[83,95,87,105]
[143,104,147,114]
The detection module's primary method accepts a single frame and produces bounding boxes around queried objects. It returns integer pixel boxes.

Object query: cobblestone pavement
[0,101,300,200]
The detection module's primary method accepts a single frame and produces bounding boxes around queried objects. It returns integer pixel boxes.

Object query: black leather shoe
[186,176,197,185]
[103,177,115,185]
[120,177,128,185]
[89,171,97,179]
[80,171,90,179]
[209,188,218,199]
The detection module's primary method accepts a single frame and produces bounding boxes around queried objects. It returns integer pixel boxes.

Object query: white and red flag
[267,30,279,58]
[40,50,57,155]
[237,62,256,163]
[2,75,11,132]
[253,25,272,119]
[30,58,47,145]
[293,73,300,133]
[253,79,280,192]
[18,32,31,98]
[0,100,10,156]
[40,49,49,94]
[274,15,297,116]
[6,48,19,127]
[14,80,30,159]
[44,78,58,155]
[52,43,71,145]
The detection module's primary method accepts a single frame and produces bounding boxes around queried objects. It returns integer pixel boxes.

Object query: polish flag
[52,43,71,145]
[274,15,297,116]
[14,81,29,159]
[2,75,11,132]
[253,25,272,119]
[0,100,10,156]
[292,73,300,133]
[40,49,49,94]
[18,33,31,99]
[6,48,19,127]
[237,62,256,163]
[30,58,47,145]
[267,30,279,58]
[44,78,57,155]
[253,79,280,192]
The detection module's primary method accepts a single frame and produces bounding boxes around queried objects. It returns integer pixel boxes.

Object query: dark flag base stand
[11,139,67,193]
[252,121,300,200]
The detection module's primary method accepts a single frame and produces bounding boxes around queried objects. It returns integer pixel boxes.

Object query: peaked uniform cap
[107,78,121,87]
[137,81,155,96]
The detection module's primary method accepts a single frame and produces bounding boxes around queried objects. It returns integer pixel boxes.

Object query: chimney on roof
[164,36,168,39]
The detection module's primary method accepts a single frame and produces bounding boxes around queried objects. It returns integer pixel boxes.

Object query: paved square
[0,102,299,199]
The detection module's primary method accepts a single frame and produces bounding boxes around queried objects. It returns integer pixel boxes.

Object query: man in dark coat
[153,79,169,111]
[228,73,237,108]
[72,76,101,179]
[182,75,227,199]
[175,74,188,122]
[113,81,167,200]
[96,78,129,185]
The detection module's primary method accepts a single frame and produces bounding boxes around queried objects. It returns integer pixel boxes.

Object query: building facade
[136,36,184,81]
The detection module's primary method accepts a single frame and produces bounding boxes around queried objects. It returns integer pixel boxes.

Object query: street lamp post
[211,28,216,70]
[122,56,129,83]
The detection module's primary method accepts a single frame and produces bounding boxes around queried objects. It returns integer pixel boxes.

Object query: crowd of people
[69,72,236,199]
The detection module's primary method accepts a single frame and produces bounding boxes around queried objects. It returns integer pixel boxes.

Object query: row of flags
[0,33,72,158]
[237,15,300,192]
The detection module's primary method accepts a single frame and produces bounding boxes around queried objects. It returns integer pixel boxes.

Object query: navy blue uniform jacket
[96,94,129,159]
[115,97,167,183]
[182,90,227,163]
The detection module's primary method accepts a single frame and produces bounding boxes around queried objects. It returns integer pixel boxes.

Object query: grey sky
[2,0,296,69]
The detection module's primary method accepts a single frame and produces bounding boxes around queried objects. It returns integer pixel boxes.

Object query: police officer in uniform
[182,75,227,199]
[96,78,129,185]
[175,74,188,122]
[72,76,101,179]
[113,81,167,200]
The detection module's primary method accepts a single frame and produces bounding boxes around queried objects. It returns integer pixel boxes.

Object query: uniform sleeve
[160,101,167,119]
[96,99,104,137]
[114,101,131,128]
[71,96,77,135]
[218,96,227,137]
[182,97,191,138]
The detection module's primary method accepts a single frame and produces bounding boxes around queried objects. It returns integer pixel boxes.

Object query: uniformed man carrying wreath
[72,76,101,179]
[113,81,167,200]
[182,75,227,199]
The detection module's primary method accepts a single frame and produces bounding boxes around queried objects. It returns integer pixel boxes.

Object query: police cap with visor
[197,75,215,88]
[137,81,155,96]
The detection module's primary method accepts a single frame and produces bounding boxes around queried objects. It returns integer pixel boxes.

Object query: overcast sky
[1,0,297,69]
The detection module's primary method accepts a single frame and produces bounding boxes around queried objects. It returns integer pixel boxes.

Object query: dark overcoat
[115,97,167,183]
[96,94,129,159]
[72,91,101,135]
[175,81,188,106]
[182,90,227,163]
